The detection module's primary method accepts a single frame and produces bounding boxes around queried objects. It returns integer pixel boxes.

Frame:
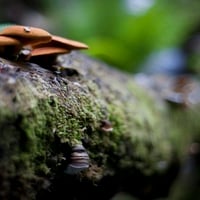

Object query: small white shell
[24,26,31,33]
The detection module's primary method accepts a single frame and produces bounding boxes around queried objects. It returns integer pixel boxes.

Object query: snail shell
[65,144,90,175]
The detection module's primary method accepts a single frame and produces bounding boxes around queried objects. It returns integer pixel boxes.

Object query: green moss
[90,79,174,175]
[0,73,171,189]
[6,77,108,179]
[1,53,192,198]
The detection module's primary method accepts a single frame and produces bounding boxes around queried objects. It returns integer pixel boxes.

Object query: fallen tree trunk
[0,52,199,200]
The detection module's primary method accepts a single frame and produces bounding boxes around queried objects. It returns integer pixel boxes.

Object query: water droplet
[24,26,31,33]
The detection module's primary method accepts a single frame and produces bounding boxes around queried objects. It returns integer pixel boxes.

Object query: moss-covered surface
[0,52,199,199]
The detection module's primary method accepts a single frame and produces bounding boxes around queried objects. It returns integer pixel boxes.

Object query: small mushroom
[0,35,20,46]
[65,144,90,175]
[0,25,89,65]
[50,35,89,50]
[30,46,70,56]
[0,25,52,46]
[30,35,88,57]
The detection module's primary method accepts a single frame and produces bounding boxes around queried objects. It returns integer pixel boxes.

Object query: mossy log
[0,52,200,200]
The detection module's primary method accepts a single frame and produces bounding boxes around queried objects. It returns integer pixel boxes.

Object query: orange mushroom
[30,35,88,57]
[31,46,70,56]
[50,35,88,50]
[0,25,52,46]
[0,24,89,65]
[0,35,21,46]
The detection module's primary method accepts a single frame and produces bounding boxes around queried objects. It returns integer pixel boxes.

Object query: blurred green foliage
[45,0,200,72]
[1,0,200,73]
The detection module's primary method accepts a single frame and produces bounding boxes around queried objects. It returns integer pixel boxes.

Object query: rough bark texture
[0,52,199,200]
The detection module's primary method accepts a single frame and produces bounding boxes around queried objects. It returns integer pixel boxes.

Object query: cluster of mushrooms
[0,25,88,61]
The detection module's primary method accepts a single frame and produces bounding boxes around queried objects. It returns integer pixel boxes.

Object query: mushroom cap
[0,35,21,46]
[32,35,88,50]
[0,25,52,45]
[0,25,88,59]
[31,46,70,56]
[51,35,89,50]
[30,35,88,56]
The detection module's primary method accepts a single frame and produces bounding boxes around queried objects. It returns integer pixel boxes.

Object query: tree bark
[0,52,199,200]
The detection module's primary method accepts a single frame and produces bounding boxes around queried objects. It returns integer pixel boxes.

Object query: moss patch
[0,53,192,198]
